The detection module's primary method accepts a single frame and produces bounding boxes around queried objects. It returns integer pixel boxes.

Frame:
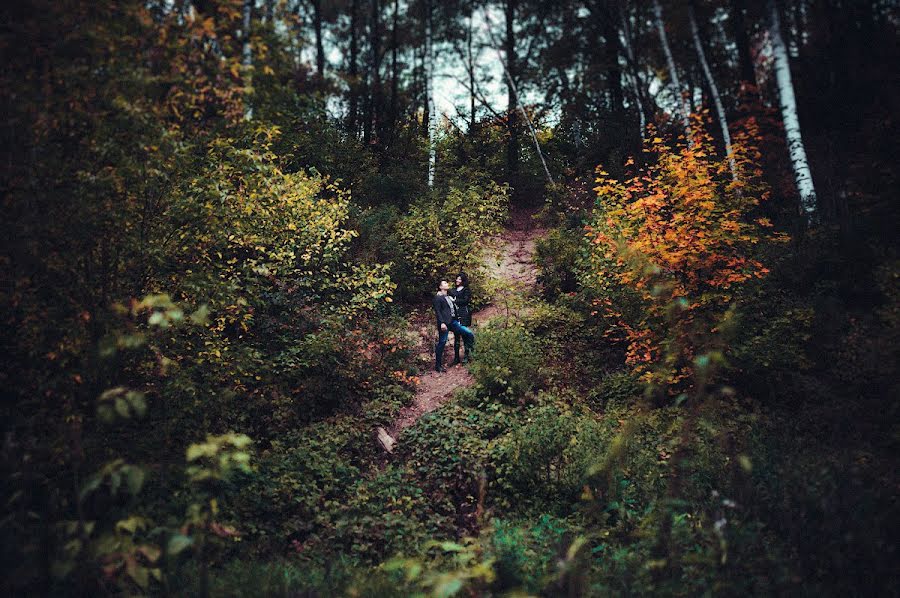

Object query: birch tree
[652,0,691,142]
[768,0,818,223]
[426,0,436,188]
[621,11,646,136]
[241,0,254,120]
[688,3,736,179]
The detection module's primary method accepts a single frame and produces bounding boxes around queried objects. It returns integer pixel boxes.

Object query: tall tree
[347,0,360,136]
[426,0,436,187]
[504,0,519,183]
[389,0,400,135]
[688,2,736,178]
[242,0,254,120]
[600,0,624,116]
[652,0,691,142]
[621,7,647,135]
[311,0,325,79]
[466,0,477,132]
[363,0,382,145]
[730,0,756,87]
[768,0,818,223]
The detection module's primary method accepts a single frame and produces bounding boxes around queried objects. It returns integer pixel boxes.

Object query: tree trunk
[601,1,624,116]
[621,10,646,136]
[652,0,691,142]
[467,1,476,132]
[312,0,325,79]
[363,0,380,146]
[426,0,436,187]
[485,2,553,185]
[241,0,253,120]
[389,0,399,137]
[688,3,737,179]
[730,0,756,87]
[505,0,519,184]
[347,0,359,137]
[768,0,818,223]
[372,0,382,144]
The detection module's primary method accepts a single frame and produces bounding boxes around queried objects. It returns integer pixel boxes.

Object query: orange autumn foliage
[587,114,788,393]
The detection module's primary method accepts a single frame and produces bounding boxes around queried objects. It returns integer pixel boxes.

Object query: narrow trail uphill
[378,210,546,451]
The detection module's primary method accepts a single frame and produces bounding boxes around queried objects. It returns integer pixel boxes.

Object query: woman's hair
[457,271,469,287]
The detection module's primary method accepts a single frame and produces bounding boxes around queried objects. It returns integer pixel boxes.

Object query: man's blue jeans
[436,321,475,368]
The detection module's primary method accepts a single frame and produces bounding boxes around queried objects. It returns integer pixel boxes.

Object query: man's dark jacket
[432,293,454,331]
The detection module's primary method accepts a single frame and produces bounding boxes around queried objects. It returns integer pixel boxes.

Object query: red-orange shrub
[586,114,788,394]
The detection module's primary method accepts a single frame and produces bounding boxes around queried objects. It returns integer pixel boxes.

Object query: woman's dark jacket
[449,286,472,326]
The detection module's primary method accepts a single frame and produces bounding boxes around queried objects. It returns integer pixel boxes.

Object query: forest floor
[381,210,546,448]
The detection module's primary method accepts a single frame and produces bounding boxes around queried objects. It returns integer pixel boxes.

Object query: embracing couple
[431,272,475,373]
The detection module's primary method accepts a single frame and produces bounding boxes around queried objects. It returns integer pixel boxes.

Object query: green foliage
[163,130,395,319]
[469,325,542,402]
[520,299,620,388]
[535,226,585,299]
[498,404,606,505]
[2,1,897,596]
[587,371,642,411]
[393,181,509,297]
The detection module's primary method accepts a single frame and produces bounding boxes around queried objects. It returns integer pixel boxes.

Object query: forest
[1,0,897,595]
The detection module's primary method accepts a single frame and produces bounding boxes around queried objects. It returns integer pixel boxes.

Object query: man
[432,279,475,372]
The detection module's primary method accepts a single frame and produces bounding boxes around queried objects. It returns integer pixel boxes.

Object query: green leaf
[130,564,150,590]
[126,391,147,418]
[167,534,193,556]
[433,577,464,598]
[115,515,147,535]
[125,466,145,495]
[114,397,130,418]
[438,541,465,553]
[190,304,210,325]
[97,404,115,424]
[186,443,209,462]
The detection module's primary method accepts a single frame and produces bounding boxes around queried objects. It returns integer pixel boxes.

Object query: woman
[449,272,474,364]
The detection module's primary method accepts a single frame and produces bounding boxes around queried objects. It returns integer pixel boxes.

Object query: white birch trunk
[241,0,254,120]
[769,0,818,223]
[652,0,692,143]
[620,13,646,137]
[688,4,737,179]
[426,5,436,188]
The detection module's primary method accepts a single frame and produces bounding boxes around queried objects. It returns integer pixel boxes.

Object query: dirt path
[379,211,546,450]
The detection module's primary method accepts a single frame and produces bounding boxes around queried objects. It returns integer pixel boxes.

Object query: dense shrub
[469,325,542,402]
[587,371,641,411]
[521,300,621,388]
[535,226,585,299]
[587,118,787,394]
[497,404,605,506]
[393,181,509,298]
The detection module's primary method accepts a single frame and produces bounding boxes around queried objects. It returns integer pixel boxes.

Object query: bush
[393,180,509,298]
[588,371,641,411]
[586,117,787,394]
[497,404,605,506]
[470,325,542,402]
[521,300,621,388]
[535,226,584,299]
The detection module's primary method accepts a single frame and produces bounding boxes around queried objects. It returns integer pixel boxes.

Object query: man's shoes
[452,357,461,365]
[435,365,446,373]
